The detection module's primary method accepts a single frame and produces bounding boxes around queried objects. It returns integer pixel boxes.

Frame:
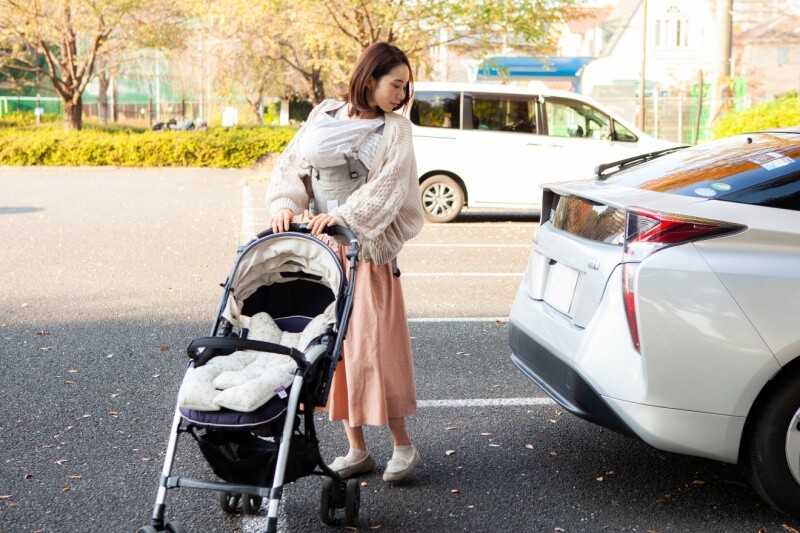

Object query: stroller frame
[140,224,361,533]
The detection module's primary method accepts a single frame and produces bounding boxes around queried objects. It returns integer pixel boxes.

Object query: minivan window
[471,93,537,133]
[544,98,633,142]
[410,91,460,129]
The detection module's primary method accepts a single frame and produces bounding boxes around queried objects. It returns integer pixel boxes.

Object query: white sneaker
[327,452,375,478]
[383,446,420,484]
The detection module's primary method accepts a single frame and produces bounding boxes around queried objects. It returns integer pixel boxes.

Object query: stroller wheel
[219,491,241,514]
[344,479,360,526]
[320,478,337,526]
[242,494,263,515]
[165,521,187,533]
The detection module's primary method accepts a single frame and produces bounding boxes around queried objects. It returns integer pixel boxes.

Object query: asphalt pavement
[1,167,797,533]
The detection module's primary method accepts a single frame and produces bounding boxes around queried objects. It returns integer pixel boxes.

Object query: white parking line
[402,272,523,277]
[405,243,529,248]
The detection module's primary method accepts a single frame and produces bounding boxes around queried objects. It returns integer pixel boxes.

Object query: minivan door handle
[527,142,564,148]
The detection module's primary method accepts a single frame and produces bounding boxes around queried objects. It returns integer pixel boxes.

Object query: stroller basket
[191,428,318,487]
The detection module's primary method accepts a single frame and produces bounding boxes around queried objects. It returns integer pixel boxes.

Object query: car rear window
[410,91,460,129]
[604,131,800,211]
[550,193,625,245]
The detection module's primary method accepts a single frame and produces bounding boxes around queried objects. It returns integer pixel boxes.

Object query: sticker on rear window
[694,187,717,197]
[750,151,793,170]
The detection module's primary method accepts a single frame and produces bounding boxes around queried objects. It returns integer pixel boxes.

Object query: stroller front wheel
[219,491,241,514]
[344,478,360,526]
[165,521,188,533]
[320,478,337,525]
[241,494,263,515]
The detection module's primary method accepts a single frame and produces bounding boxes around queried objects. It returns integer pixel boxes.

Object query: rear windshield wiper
[595,145,689,180]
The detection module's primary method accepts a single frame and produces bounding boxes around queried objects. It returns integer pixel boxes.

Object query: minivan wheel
[742,371,800,519]
[420,175,464,223]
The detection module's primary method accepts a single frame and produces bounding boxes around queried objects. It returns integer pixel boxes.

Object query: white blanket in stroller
[177,310,329,412]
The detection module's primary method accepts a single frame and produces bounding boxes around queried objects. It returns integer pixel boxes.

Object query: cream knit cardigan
[266,100,425,265]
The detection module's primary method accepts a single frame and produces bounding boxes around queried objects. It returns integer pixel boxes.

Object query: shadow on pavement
[451,210,540,223]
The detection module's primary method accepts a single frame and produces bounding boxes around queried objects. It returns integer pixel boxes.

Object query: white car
[408,81,675,222]
[509,128,800,519]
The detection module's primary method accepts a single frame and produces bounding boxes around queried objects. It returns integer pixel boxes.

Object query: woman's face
[368,63,410,114]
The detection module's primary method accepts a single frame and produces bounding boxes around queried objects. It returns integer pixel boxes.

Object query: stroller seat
[177,308,333,416]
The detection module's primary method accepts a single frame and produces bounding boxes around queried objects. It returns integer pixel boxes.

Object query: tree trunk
[63,95,83,131]
[97,74,109,125]
[310,69,325,105]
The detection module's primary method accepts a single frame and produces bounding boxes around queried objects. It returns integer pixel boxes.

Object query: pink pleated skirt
[325,249,417,427]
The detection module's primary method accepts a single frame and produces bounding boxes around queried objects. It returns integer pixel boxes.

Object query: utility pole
[717,0,733,112]
[638,0,648,131]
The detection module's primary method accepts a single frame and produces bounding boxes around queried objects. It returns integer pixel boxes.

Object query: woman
[265,42,425,484]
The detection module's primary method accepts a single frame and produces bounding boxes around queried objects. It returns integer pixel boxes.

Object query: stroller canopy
[223,234,344,324]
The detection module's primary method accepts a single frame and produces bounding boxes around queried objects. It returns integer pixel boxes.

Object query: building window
[654,6,690,49]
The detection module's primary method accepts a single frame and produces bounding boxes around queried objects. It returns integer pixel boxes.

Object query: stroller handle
[187,337,308,367]
[256,223,359,244]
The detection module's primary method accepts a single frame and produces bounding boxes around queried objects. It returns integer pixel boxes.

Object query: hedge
[713,92,800,139]
[0,124,297,168]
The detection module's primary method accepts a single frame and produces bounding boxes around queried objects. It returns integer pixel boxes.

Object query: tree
[0,0,187,130]
[200,0,578,110]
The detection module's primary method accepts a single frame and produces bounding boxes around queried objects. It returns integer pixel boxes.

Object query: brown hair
[347,42,414,117]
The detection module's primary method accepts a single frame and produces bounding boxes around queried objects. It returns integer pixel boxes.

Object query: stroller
[139,224,362,533]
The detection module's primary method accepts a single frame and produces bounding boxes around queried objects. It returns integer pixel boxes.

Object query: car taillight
[624,207,745,261]
[621,208,746,353]
[622,263,641,352]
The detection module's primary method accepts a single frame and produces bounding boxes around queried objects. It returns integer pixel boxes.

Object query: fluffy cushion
[177,310,329,412]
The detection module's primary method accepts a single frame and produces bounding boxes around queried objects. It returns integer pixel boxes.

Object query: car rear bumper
[509,320,634,437]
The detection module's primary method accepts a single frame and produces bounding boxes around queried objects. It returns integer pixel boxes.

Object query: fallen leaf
[67,475,82,480]
[67,369,78,374]
[656,497,670,504]
[108,411,119,417]
[445,450,456,456]
[596,476,604,482]
[141,457,151,462]
[82,413,91,418]
[691,479,706,487]
[40,346,53,351]
[0,495,11,500]
[159,346,169,351]
[62,487,70,493]
[369,527,382,530]
[488,443,501,447]
[450,488,461,494]
[550,451,558,457]
[480,432,491,436]
[151,374,160,378]
[36,330,50,335]
[525,444,534,449]
[360,481,368,487]
[111,394,120,398]
[63,381,74,385]
[548,419,558,424]
[555,528,565,532]
[445,426,458,431]
[55,459,68,465]
[107,354,113,359]
[782,525,800,533]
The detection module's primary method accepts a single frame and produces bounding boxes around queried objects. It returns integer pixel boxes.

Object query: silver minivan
[408,82,675,222]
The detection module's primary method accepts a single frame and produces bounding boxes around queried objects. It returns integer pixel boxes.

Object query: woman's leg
[343,421,367,450]
[384,417,419,483]
[388,417,412,446]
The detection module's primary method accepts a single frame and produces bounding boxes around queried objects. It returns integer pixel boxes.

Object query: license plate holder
[543,262,579,315]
